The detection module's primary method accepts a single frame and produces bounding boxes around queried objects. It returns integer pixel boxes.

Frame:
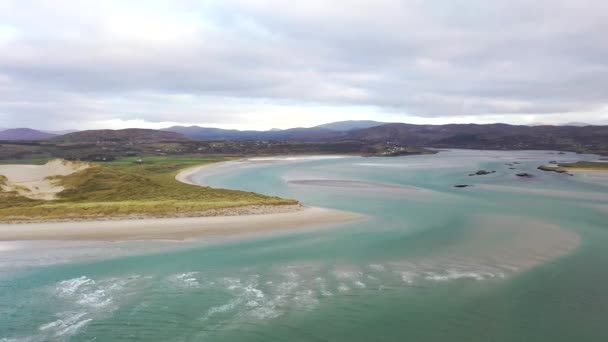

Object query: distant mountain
[562,122,592,127]
[162,120,389,141]
[313,120,387,131]
[160,121,608,154]
[50,129,190,143]
[345,123,608,152]
[162,126,343,141]
[161,120,386,141]
[0,128,56,140]
[43,129,79,135]
[161,126,246,140]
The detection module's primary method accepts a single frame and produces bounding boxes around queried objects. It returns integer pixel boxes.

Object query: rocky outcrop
[469,170,496,176]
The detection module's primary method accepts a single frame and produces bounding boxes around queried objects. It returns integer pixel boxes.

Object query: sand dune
[0,159,88,200]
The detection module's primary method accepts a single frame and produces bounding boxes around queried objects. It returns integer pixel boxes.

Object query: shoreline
[0,206,363,241]
[564,168,608,172]
[0,158,365,240]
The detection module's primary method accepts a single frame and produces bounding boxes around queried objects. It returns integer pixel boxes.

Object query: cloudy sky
[1,0,607,130]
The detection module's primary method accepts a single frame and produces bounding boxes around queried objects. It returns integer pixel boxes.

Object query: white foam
[425,270,486,282]
[56,276,95,296]
[368,264,385,271]
[202,300,240,321]
[37,311,92,338]
[337,283,351,292]
[39,312,87,331]
[353,281,366,289]
[55,318,92,337]
[314,277,333,296]
[398,271,417,284]
[247,305,282,320]
[169,272,200,288]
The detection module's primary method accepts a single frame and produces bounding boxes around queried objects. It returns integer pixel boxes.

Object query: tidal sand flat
[287,179,422,191]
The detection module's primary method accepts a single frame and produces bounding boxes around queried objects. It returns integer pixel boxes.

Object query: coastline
[564,168,608,172]
[0,206,363,241]
[0,158,364,240]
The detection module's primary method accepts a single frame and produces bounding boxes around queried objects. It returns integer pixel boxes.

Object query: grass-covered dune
[0,156,298,222]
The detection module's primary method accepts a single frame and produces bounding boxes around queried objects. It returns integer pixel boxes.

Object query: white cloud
[0,0,607,129]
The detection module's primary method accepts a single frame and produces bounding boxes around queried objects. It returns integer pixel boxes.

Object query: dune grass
[0,156,298,222]
[559,161,608,170]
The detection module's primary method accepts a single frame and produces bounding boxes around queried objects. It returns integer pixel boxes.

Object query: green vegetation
[0,139,435,163]
[558,161,608,170]
[539,161,608,173]
[0,156,298,222]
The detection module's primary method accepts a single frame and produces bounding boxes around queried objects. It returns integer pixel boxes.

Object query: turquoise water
[2,150,608,341]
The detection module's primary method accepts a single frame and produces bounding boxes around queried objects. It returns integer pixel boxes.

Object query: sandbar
[0,206,362,241]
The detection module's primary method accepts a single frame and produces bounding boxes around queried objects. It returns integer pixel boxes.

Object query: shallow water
[2,150,608,341]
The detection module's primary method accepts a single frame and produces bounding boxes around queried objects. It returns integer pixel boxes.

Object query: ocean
[1,150,608,341]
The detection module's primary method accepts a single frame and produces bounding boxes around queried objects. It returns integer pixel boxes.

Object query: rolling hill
[50,129,191,143]
[162,126,345,141]
[344,123,608,153]
[313,120,387,131]
[0,128,56,141]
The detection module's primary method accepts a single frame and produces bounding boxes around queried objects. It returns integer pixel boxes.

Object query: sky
[1,0,607,131]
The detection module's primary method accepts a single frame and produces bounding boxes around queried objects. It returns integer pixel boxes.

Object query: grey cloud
[0,0,607,128]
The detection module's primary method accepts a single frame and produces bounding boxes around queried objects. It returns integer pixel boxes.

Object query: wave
[168,272,200,289]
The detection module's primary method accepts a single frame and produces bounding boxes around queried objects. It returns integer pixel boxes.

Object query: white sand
[0,159,89,200]
[0,206,363,241]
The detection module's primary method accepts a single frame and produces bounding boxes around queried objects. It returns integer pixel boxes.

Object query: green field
[0,156,298,222]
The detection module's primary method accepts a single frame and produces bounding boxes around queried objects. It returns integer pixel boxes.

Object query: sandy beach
[0,159,363,240]
[0,206,362,241]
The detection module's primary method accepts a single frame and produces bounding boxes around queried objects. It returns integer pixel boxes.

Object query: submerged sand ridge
[384,214,581,282]
[287,179,422,191]
[0,159,89,200]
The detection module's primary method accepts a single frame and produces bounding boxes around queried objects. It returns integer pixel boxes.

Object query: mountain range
[0,128,57,140]
[1,120,607,155]
[49,129,190,143]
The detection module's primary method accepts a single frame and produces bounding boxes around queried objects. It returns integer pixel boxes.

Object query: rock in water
[516,173,534,178]
[469,170,496,176]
